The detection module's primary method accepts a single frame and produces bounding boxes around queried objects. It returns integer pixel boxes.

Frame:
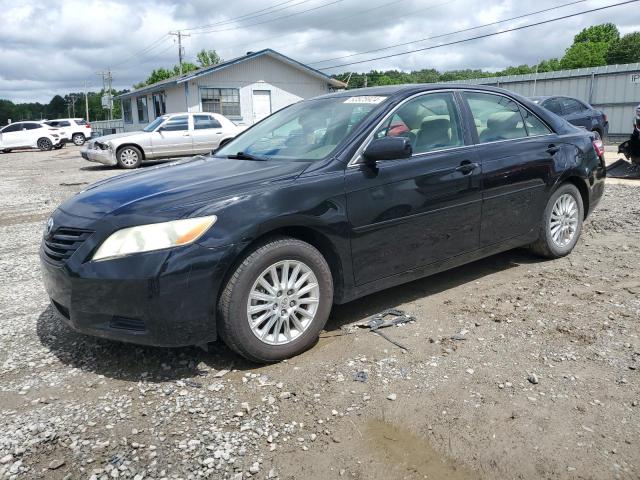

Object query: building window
[136,96,149,123]
[201,88,240,117]
[152,92,166,118]
[122,99,133,124]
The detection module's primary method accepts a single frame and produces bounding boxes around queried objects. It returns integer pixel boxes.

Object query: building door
[252,90,272,123]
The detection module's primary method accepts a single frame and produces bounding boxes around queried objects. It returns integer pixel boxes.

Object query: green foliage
[573,23,619,44]
[606,32,640,64]
[197,49,222,67]
[561,41,610,69]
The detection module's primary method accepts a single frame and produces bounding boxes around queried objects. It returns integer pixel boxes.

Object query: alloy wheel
[73,134,85,146]
[38,138,52,150]
[247,260,320,346]
[549,193,579,248]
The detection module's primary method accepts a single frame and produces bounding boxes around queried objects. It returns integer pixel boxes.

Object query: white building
[116,49,346,132]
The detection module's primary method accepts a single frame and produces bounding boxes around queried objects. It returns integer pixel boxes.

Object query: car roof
[314,83,531,100]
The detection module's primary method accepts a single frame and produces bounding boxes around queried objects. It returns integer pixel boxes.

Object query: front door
[0,124,25,148]
[346,92,482,286]
[150,115,193,158]
[460,91,557,246]
[252,90,272,123]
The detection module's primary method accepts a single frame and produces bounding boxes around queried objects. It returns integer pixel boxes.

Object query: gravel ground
[0,146,639,480]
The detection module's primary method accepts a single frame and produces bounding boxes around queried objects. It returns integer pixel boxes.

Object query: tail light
[602,113,608,123]
[592,138,604,158]
[86,123,91,128]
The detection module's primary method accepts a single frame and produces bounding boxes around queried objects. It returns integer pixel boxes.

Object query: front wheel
[117,146,142,169]
[530,183,584,259]
[218,237,333,363]
[37,138,53,151]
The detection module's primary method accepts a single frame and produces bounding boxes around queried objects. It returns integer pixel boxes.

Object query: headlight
[92,215,217,261]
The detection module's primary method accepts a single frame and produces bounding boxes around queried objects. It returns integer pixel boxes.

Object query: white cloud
[0,0,638,102]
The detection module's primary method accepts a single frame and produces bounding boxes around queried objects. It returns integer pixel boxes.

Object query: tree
[47,95,67,118]
[573,23,619,44]
[173,62,198,76]
[560,23,620,69]
[196,49,222,67]
[606,32,640,64]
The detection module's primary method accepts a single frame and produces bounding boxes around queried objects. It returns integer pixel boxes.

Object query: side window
[161,115,189,131]
[463,92,527,143]
[2,124,22,133]
[24,123,42,130]
[194,115,222,130]
[59,121,71,127]
[520,108,552,136]
[543,98,563,115]
[560,98,581,114]
[375,92,464,154]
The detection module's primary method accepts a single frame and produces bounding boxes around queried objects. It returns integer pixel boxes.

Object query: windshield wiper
[226,151,266,161]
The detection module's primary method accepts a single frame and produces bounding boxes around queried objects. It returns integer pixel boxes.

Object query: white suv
[0,122,62,152]
[43,118,92,145]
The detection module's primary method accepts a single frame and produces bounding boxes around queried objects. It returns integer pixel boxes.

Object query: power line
[221,0,417,51]
[189,0,347,35]
[183,0,312,31]
[111,34,172,68]
[310,0,588,65]
[318,0,639,70]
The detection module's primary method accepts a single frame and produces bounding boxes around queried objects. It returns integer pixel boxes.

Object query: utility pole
[169,30,190,75]
[84,80,90,122]
[97,70,113,120]
[363,75,367,88]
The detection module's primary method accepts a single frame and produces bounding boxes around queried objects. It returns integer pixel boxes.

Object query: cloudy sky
[1,0,639,103]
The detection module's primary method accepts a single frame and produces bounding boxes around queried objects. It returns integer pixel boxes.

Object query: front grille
[43,227,93,264]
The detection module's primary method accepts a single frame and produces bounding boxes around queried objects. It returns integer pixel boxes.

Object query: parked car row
[0,118,92,153]
[80,112,243,169]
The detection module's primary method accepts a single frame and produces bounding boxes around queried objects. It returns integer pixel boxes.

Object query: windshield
[143,116,166,132]
[215,95,387,161]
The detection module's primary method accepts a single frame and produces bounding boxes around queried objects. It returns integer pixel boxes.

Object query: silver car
[81,112,243,169]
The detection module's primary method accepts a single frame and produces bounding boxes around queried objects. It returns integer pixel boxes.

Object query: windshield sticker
[344,96,387,104]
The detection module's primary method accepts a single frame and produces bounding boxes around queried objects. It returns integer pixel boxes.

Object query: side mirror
[362,137,412,164]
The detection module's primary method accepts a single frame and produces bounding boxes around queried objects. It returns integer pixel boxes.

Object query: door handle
[546,144,560,155]
[455,161,479,174]
[215,132,223,135]
[182,133,190,137]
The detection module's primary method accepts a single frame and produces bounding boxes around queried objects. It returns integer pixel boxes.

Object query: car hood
[58,156,310,221]
[92,131,144,143]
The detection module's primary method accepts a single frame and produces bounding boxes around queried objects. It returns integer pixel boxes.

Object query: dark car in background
[531,95,608,139]
[40,84,606,363]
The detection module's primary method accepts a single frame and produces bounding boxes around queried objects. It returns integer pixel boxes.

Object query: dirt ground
[0,145,638,480]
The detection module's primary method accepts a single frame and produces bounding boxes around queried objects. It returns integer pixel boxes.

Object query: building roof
[117,49,346,99]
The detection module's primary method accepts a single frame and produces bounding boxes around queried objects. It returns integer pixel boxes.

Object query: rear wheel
[117,146,142,169]
[37,138,53,151]
[218,237,333,363]
[1,149,11,153]
[530,183,584,259]
[72,133,86,146]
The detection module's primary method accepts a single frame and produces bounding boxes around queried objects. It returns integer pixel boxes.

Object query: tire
[72,133,86,146]
[37,138,53,151]
[116,146,143,169]
[530,183,584,259]
[1,149,11,153]
[218,237,333,363]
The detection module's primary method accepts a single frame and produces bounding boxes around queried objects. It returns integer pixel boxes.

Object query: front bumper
[80,146,117,166]
[39,227,237,347]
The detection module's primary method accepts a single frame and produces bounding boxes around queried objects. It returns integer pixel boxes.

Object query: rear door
[346,91,481,285]
[151,115,194,157]
[191,114,224,154]
[461,91,557,246]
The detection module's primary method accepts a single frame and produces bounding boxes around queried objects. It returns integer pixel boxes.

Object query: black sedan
[40,85,606,362]
[531,95,608,139]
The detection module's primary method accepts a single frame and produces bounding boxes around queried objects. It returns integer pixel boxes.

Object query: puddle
[365,420,478,479]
